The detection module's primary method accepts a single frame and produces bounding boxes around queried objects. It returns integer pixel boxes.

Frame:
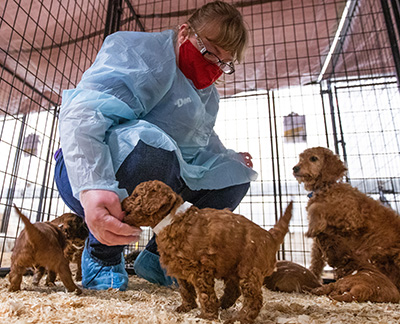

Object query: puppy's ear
[59,218,75,239]
[142,193,168,214]
[321,149,347,183]
[143,185,179,215]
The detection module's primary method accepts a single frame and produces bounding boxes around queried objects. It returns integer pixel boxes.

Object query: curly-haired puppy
[32,213,88,286]
[263,260,321,293]
[293,146,400,292]
[313,269,400,303]
[309,234,400,302]
[9,206,82,294]
[311,251,400,303]
[122,180,293,324]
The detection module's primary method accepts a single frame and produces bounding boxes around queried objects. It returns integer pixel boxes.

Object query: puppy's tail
[269,201,293,246]
[13,204,43,244]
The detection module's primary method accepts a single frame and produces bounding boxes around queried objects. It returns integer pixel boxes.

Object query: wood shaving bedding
[0,275,399,324]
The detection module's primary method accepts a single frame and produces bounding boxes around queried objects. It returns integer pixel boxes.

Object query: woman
[55,1,257,291]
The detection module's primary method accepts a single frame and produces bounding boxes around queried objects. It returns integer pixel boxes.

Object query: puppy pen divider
[0,0,399,278]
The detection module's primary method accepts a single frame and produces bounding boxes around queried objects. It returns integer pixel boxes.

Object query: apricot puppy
[9,206,81,294]
[123,180,293,324]
[32,213,88,285]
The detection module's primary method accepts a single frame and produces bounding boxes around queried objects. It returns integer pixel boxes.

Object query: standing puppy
[122,180,293,324]
[9,206,82,294]
[32,213,88,285]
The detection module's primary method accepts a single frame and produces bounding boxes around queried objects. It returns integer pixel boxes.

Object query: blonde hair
[188,1,248,63]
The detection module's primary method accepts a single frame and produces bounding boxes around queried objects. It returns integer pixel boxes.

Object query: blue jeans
[54,141,250,281]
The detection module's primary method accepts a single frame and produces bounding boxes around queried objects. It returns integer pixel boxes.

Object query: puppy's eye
[310,156,318,162]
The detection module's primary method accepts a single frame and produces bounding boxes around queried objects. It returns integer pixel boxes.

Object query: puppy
[293,146,400,291]
[9,206,82,294]
[263,260,321,293]
[122,180,293,324]
[311,252,400,303]
[312,269,400,303]
[32,213,88,285]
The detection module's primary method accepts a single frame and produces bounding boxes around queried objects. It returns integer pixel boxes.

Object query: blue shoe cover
[81,244,128,291]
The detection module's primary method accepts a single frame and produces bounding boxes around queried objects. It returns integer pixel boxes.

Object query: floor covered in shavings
[1,274,399,324]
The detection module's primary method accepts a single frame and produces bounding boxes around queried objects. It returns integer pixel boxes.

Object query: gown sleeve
[59,30,177,200]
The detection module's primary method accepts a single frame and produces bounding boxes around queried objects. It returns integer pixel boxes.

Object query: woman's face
[176,24,233,65]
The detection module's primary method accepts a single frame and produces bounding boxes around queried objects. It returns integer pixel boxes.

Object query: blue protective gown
[59,29,258,201]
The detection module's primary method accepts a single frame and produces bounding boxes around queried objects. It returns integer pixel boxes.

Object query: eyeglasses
[193,31,235,75]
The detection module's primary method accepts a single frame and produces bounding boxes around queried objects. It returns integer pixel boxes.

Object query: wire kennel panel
[0,0,109,271]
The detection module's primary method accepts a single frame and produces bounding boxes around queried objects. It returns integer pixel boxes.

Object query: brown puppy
[293,147,400,292]
[122,180,293,324]
[263,260,321,293]
[9,206,82,294]
[32,213,88,285]
[312,255,400,303]
[313,269,400,303]
[309,235,400,303]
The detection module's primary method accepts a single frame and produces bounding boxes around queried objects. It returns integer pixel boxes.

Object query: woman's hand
[79,189,142,246]
[238,152,253,168]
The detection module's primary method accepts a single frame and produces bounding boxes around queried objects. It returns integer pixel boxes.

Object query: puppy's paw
[310,286,326,295]
[8,286,20,292]
[176,302,197,313]
[198,311,218,321]
[73,287,82,295]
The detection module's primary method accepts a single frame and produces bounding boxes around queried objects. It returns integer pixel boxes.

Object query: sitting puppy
[122,180,293,324]
[9,206,82,294]
[32,213,88,285]
[293,147,400,291]
[263,260,321,293]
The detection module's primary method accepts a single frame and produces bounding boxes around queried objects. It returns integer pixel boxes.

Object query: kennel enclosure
[0,0,399,273]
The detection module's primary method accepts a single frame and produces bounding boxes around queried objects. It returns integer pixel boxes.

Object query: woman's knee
[116,141,184,195]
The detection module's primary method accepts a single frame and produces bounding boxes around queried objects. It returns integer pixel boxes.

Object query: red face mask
[178,39,223,89]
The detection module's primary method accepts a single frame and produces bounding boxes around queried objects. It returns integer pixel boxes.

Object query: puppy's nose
[293,165,300,173]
